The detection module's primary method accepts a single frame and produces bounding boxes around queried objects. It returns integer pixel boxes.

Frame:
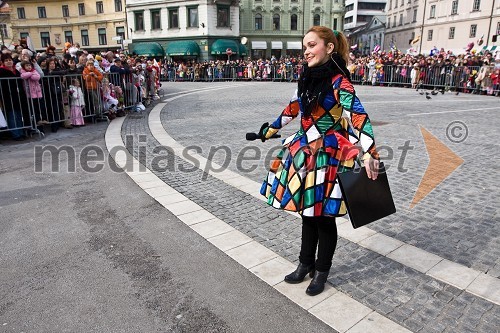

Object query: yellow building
[9,0,127,52]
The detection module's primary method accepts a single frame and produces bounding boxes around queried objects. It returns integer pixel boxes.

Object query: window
[168,9,179,28]
[290,14,297,30]
[40,32,50,47]
[470,24,477,37]
[38,7,47,18]
[427,29,433,41]
[17,7,26,19]
[394,0,397,8]
[134,11,144,31]
[64,31,73,44]
[314,0,320,2]
[333,18,338,30]
[98,28,107,45]
[413,9,417,22]
[255,14,263,30]
[388,0,392,10]
[81,29,89,46]
[0,24,8,38]
[115,0,122,12]
[393,15,396,27]
[472,0,480,11]
[449,27,455,39]
[116,27,125,44]
[429,5,435,18]
[451,1,458,15]
[399,13,403,25]
[96,1,104,14]
[187,7,198,28]
[151,9,161,30]
[62,5,69,17]
[273,14,280,30]
[387,17,391,28]
[20,32,29,40]
[313,14,320,26]
[217,6,229,27]
[78,3,85,15]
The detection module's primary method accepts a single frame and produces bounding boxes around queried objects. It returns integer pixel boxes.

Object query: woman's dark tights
[299,216,338,272]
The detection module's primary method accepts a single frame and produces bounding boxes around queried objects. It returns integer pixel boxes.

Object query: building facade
[344,0,386,31]
[384,0,500,55]
[126,0,241,60]
[238,0,345,59]
[349,15,386,55]
[8,0,126,52]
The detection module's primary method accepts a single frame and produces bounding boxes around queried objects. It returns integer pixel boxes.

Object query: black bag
[337,162,396,229]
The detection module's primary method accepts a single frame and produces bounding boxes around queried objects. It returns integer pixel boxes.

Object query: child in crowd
[19,60,47,131]
[101,78,119,119]
[67,78,85,126]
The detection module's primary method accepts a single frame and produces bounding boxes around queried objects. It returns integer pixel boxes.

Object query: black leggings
[299,216,338,272]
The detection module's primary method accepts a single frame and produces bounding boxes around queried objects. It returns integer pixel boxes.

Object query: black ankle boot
[284,263,315,284]
[306,271,329,296]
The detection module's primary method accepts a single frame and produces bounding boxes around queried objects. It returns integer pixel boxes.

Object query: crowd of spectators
[0,40,161,141]
[163,48,499,96]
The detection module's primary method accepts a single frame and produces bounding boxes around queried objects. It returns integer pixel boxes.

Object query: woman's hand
[364,157,379,180]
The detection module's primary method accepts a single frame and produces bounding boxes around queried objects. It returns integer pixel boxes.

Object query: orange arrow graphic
[410,126,464,209]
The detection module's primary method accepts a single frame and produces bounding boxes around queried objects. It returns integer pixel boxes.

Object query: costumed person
[258,26,379,296]
[67,78,85,126]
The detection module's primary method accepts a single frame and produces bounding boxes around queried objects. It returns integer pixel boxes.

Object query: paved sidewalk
[118,82,499,333]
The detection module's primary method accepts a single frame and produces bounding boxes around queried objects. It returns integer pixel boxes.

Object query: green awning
[211,39,239,55]
[239,44,248,56]
[130,42,165,57]
[166,40,200,56]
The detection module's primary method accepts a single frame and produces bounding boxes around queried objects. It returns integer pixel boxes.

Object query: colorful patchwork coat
[260,74,379,217]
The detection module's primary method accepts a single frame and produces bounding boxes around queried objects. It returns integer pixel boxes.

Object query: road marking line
[407,106,500,116]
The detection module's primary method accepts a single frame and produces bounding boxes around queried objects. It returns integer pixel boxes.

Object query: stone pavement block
[466,273,500,305]
[387,244,443,273]
[275,281,338,310]
[249,256,296,286]
[207,229,253,252]
[347,311,412,333]
[337,223,377,243]
[189,218,235,239]
[225,241,278,269]
[162,200,204,216]
[309,292,373,333]
[144,185,178,198]
[427,259,481,290]
[155,192,189,206]
[359,232,405,255]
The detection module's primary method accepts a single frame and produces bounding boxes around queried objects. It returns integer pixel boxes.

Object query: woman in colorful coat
[259,26,380,296]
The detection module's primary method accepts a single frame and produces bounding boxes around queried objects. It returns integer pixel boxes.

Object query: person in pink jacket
[20,60,48,132]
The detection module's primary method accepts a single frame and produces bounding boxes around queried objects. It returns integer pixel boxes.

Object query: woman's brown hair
[306,26,349,65]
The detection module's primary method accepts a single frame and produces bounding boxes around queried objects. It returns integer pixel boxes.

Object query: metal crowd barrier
[159,63,498,95]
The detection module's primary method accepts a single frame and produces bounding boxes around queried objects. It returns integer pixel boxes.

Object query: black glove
[258,122,269,142]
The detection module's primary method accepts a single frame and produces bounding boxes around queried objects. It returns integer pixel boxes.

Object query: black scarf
[298,53,351,116]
